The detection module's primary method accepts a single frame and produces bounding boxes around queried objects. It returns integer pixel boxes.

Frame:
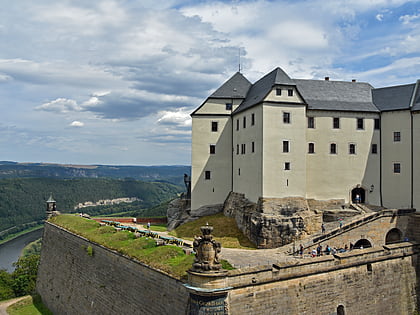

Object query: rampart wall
[37,220,420,314]
[36,222,189,315]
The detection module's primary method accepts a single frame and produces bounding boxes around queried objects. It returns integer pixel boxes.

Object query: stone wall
[223,193,322,248]
[37,220,420,314]
[36,222,189,315]
[224,243,419,314]
[306,210,412,251]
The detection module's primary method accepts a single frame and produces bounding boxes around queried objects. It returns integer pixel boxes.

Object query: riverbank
[0,229,44,272]
[0,226,43,246]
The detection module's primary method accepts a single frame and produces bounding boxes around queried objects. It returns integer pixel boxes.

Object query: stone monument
[186,224,230,315]
[191,223,222,272]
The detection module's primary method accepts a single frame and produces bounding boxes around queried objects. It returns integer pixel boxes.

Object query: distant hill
[0,162,190,186]
[0,177,183,238]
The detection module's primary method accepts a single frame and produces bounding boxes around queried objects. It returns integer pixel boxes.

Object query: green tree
[11,254,40,296]
[0,269,14,301]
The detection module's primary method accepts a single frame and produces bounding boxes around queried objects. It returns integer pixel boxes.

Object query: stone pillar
[186,223,231,314]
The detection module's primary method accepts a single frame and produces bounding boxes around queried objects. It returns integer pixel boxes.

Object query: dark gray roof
[234,68,295,113]
[411,82,420,111]
[294,79,378,112]
[210,72,251,99]
[372,83,415,111]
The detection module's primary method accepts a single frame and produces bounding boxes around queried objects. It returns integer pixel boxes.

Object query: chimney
[352,79,356,82]
[324,77,329,81]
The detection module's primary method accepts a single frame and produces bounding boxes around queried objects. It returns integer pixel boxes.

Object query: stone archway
[385,228,403,244]
[354,239,372,249]
[351,187,365,204]
[337,305,345,315]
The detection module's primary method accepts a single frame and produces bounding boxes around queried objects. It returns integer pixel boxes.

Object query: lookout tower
[46,194,56,219]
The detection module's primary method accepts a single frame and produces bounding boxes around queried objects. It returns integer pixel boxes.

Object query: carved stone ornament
[191,223,222,272]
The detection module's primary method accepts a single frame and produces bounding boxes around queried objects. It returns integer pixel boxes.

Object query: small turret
[46,194,56,219]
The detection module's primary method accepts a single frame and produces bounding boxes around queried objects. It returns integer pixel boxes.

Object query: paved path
[0,296,28,315]
[108,221,306,268]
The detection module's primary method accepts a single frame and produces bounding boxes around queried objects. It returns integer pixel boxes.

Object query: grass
[143,224,167,232]
[169,213,256,249]
[49,215,194,279]
[6,295,52,315]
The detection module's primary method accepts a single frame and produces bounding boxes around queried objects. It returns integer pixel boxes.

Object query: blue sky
[0,0,419,165]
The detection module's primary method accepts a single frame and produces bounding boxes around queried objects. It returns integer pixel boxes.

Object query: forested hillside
[0,178,183,235]
[0,162,190,186]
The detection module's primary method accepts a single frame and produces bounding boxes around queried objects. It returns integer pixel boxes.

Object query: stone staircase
[279,208,416,255]
[350,203,374,213]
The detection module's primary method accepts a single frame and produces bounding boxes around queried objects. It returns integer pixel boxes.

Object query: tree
[0,269,14,300]
[11,254,40,296]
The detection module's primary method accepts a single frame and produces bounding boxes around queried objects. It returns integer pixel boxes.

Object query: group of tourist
[298,243,351,258]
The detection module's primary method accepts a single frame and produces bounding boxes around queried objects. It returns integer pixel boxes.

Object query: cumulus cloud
[400,12,420,24]
[36,98,81,113]
[69,121,84,127]
[157,108,192,127]
[376,14,384,21]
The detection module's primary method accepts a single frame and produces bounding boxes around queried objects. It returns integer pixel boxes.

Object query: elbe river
[0,229,43,272]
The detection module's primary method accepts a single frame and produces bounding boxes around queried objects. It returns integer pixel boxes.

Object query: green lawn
[169,213,256,249]
[49,215,194,279]
[6,295,52,315]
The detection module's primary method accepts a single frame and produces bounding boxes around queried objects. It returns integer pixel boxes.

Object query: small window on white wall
[308,142,315,154]
[284,162,290,170]
[283,141,289,153]
[209,145,215,154]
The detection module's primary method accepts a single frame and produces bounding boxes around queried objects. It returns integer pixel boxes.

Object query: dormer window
[225,103,232,110]
[276,88,282,96]
[288,89,293,97]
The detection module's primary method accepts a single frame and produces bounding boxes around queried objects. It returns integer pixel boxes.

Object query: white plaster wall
[413,112,420,210]
[262,103,307,198]
[264,86,303,104]
[381,110,412,208]
[191,99,236,211]
[194,98,242,115]
[305,111,380,204]
[232,106,263,202]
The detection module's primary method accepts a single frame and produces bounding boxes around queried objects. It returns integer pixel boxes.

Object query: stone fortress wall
[36,223,189,315]
[37,215,420,314]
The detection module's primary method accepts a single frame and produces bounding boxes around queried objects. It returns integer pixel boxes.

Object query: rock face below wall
[167,198,223,231]
[224,192,322,248]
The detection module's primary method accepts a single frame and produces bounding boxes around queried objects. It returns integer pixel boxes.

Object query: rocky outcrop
[166,198,223,231]
[224,193,322,249]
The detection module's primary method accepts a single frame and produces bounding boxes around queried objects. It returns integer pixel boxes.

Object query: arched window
[354,239,372,249]
[385,228,403,244]
[337,305,345,315]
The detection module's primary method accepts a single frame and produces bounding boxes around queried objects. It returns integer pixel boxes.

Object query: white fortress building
[191,67,420,213]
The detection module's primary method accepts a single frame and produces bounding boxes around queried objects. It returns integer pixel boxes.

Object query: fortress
[35,69,420,314]
[37,210,420,314]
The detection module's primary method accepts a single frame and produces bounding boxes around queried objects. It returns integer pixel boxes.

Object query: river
[0,229,43,272]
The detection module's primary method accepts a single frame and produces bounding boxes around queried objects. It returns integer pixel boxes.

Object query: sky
[0,0,419,166]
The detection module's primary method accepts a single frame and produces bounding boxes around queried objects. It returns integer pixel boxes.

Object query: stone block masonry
[36,222,189,315]
[37,219,420,314]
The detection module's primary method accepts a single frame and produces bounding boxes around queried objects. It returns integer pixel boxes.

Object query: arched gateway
[351,187,365,204]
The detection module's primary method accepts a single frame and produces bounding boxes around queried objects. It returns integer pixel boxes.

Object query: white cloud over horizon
[0,0,419,165]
